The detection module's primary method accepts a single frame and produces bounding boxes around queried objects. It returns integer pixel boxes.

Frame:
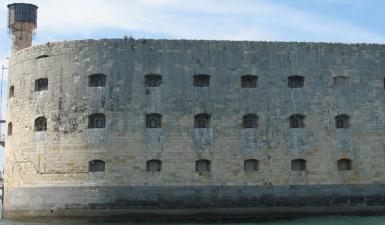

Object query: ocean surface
[0,215,385,225]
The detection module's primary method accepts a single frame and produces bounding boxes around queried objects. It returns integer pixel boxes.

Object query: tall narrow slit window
[244,159,259,172]
[88,74,106,87]
[89,160,105,172]
[291,159,306,171]
[337,159,352,170]
[193,74,210,87]
[147,160,161,172]
[289,114,305,128]
[145,74,162,87]
[241,75,257,88]
[196,159,211,172]
[34,117,47,132]
[7,122,12,136]
[146,113,162,128]
[288,76,304,88]
[9,85,14,98]
[194,113,211,128]
[88,113,106,129]
[335,114,350,129]
[35,78,48,91]
[243,114,258,128]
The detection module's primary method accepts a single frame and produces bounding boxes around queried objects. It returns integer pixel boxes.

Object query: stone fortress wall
[4,39,385,219]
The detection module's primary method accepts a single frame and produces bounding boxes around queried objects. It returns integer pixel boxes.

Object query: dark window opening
[145,74,162,87]
[194,113,211,128]
[9,85,14,98]
[337,159,352,170]
[34,117,47,132]
[35,78,48,91]
[147,160,161,172]
[88,114,106,129]
[36,55,49,60]
[89,160,105,172]
[335,114,350,129]
[333,76,349,87]
[193,74,210,87]
[244,159,259,172]
[289,114,305,128]
[146,113,162,128]
[241,75,257,88]
[243,114,258,128]
[291,159,306,171]
[288,76,304,88]
[196,159,211,172]
[8,122,12,136]
[88,74,106,87]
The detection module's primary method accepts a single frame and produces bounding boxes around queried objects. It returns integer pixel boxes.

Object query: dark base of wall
[3,184,385,221]
[5,207,385,223]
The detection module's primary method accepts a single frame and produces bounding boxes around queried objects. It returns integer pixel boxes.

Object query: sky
[0,0,385,169]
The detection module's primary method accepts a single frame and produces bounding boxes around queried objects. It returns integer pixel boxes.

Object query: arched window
[289,114,305,128]
[88,74,106,87]
[291,159,306,171]
[146,113,162,128]
[241,75,257,88]
[244,159,259,172]
[193,74,210,87]
[194,113,211,128]
[335,114,350,128]
[243,114,258,128]
[36,55,49,60]
[147,160,161,172]
[88,160,105,172]
[196,159,211,172]
[88,114,106,129]
[7,122,12,136]
[288,76,304,88]
[9,85,14,98]
[145,74,162,87]
[337,159,352,171]
[333,76,349,87]
[35,78,48,91]
[34,117,47,132]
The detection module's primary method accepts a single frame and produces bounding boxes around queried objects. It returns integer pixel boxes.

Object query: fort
[3,3,385,220]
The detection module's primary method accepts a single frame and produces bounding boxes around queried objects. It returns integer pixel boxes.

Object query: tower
[7,3,38,52]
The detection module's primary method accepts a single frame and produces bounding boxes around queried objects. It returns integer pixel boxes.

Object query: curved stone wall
[4,39,385,218]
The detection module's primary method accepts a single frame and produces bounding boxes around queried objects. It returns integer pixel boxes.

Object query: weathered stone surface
[4,184,385,219]
[4,39,385,218]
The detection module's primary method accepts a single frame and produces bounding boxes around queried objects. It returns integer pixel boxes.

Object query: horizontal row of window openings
[139,75,352,88]
[26,53,385,90]
[88,158,353,173]
[6,114,351,135]
[140,74,342,88]
[9,74,364,97]
[9,75,385,99]
[26,54,379,90]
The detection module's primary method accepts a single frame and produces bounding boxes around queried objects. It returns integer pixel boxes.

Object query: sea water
[0,216,385,225]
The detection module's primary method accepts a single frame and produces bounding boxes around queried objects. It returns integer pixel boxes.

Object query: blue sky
[0,0,384,169]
